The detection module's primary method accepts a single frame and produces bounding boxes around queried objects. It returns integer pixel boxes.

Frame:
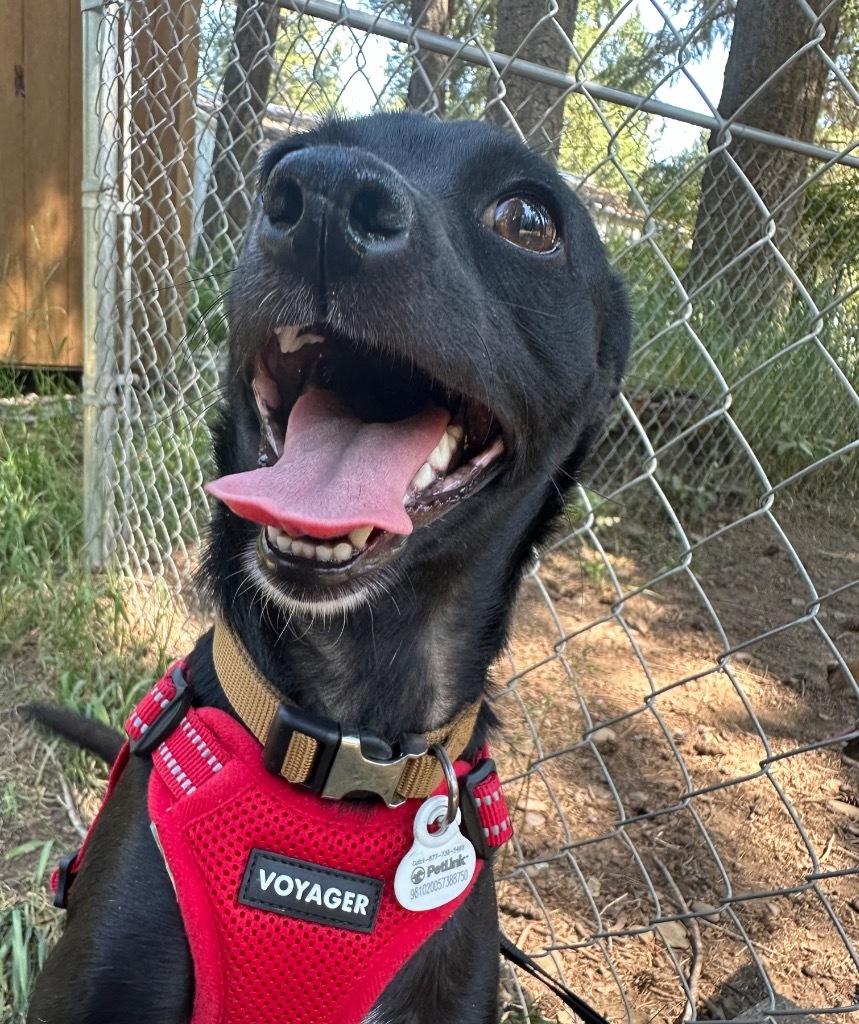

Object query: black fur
[21,704,124,764]
[28,113,629,1024]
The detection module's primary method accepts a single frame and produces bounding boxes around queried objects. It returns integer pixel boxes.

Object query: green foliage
[558,3,664,186]
[363,0,497,117]
[796,174,859,304]
[612,240,859,502]
[634,139,707,256]
[198,1,346,112]
[0,901,52,1022]
[653,0,735,63]
[186,261,231,353]
[0,379,83,589]
[0,379,162,684]
[270,9,347,113]
[819,0,859,143]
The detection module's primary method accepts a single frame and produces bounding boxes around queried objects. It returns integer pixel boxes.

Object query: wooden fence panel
[0,0,83,369]
[2,0,203,370]
[0,0,29,364]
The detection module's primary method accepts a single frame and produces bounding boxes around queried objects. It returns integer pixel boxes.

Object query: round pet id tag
[394,795,477,912]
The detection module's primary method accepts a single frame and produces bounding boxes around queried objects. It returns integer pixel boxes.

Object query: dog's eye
[484,197,559,253]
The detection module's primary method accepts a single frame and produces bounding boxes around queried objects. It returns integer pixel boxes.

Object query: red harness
[55,664,512,1024]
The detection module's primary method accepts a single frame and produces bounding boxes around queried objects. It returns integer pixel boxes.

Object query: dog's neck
[195,476,553,743]
[223,566,499,738]
[200,540,535,745]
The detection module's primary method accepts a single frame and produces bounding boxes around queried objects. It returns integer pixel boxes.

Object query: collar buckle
[263,702,427,806]
[263,703,340,790]
[320,732,427,806]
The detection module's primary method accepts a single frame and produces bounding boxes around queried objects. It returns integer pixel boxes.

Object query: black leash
[500,934,611,1024]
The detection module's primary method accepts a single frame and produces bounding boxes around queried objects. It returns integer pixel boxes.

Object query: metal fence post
[80,0,118,568]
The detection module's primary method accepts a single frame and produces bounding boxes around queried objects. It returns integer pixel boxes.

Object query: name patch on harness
[238,849,382,933]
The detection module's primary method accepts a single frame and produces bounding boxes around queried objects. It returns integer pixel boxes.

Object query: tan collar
[212,619,481,806]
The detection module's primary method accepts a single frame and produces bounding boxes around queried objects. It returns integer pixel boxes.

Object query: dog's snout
[260,147,413,283]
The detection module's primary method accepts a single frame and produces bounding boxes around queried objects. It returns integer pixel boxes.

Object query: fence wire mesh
[81,0,859,1019]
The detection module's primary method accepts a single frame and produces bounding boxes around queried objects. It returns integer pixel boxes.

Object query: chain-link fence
[80,0,859,1019]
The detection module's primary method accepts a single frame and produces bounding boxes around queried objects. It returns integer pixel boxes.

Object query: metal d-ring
[428,743,459,831]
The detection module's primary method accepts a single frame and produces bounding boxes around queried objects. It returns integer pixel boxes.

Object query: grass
[602,240,859,506]
[0,371,179,1022]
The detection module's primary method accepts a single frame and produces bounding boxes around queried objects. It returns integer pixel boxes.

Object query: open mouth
[206,326,506,580]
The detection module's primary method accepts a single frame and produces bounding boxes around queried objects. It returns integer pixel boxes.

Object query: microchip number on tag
[394,795,476,912]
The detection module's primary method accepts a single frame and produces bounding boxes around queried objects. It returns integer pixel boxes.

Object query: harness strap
[213,619,481,800]
[54,668,511,919]
[124,668,512,839]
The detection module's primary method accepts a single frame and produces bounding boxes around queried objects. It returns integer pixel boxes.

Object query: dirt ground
[493,501,859,1022]
[2,501,858,1022]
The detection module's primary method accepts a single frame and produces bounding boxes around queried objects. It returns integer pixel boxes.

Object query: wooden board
[2,0,202,369]
[67,0,83,364]
[1,0,84,368]
[0,0,27,362]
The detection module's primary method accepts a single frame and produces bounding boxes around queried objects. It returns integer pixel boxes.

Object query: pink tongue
[205,390,450,539]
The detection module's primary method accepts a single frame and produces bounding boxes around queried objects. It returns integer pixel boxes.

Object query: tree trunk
[686,0,841,323]
[407,0,455,113]
[199,0,280,259]
[490,0,578,161]
[131,0,202,376]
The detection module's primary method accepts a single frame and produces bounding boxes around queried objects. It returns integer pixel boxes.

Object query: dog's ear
[598,271,631,402]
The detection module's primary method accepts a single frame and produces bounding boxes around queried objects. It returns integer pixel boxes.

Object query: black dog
[27,113,629,1024]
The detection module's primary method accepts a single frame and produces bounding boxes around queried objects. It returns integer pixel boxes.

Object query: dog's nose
[260,147,414,282]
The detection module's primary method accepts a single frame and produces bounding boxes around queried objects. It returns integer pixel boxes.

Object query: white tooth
[428,434,451,472]
[403,494,410,505]
[295,541,316,559]
[275,325,325,354]
[316,544,334,562]
[332,542,354,561]
[268,526,283,539]
[348,526,373,549]
[252,379,282,458]
[448,424,464,443]
[411,462,434,490]
[275,534,291,553]
[275,325,301,353]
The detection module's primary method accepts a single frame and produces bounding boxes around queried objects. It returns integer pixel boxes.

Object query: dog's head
[205,113,629,622]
